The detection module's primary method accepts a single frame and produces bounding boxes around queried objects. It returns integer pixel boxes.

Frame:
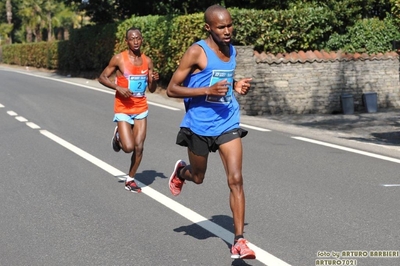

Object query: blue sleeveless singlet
[180,40,240,136]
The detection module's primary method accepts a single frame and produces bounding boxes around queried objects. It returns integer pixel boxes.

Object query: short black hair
[126,27,142,39]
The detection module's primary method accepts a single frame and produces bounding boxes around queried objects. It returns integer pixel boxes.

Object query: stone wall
[234,46,400,115]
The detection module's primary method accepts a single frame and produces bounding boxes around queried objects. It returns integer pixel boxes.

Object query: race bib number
[128,75,147,97]
[205,70,234,104]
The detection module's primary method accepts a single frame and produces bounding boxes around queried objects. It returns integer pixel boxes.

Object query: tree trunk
[6,0,12,44]
[35,25,42,42]
[26,27,33,43]
[47,13,52,41]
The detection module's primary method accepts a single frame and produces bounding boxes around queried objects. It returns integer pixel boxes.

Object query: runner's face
[126,30,143,51]
[207,11,233,46]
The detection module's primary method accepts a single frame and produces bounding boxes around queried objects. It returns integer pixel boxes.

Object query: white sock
[126,176,134,182]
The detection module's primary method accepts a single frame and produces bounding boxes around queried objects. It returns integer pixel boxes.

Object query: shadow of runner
[173,215,253,265]
[135,169,168,185]
[114,170,167,185]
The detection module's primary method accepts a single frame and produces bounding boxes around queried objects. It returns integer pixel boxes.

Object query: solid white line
[380,184,400,187]
[39,129,290,266]
[15,116,28,122]
[240,123,271,132]
[148,101,180,110]
[9,70,180,111]
[7,111,17,116]
[293,137,400,164]
[40,130,123,177]
[5,67,283,263]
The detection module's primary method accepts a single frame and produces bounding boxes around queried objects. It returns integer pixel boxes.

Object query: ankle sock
[177,166,185,180]
[126,176,134,182]
[234,235,244,242]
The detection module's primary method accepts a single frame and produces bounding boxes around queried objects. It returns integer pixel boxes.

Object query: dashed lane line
[39,129,290,265]
[1,101,291,265]
[2,69,272,132]
[16,116,28,122]
[7,110,17,116]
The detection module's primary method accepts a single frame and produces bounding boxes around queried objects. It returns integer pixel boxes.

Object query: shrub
[326,17,400,54]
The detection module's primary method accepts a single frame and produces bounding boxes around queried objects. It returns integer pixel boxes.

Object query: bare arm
[166,45,231,98]
[98,54,132,98]
[145,56,159,93]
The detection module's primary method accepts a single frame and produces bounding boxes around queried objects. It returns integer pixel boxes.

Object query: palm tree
[54,6,82,40]
[18,0,43,42]
[6,0,12,43]
[43,0,61,41]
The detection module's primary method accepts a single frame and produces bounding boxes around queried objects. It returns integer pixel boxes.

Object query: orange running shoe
[169,160,186,196]
[231,238,256,259]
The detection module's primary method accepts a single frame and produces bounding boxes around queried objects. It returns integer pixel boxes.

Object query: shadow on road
[266,111,400,146]
[173,215,254,265]
[114,169,167,186]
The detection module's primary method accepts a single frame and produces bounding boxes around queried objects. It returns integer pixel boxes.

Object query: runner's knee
[192,173,205,184]
[228,173,243,188]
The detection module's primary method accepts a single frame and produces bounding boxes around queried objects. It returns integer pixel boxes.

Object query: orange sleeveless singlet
[114,51,149,114]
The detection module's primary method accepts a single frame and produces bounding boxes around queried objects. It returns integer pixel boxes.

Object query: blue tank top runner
[180,40,240,136]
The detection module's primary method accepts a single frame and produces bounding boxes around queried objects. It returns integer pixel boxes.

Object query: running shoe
[111,126,121,152]
[230,238,256,259]
[125,180,141,193]
[169,160,186,196]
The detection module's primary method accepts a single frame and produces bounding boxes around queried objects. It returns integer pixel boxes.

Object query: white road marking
[293,137,400,164]
[7,111,17,116]
[39,129,290,266]
[6,70,180,111]
[1,68,288,264]
[3,66,400,264]
[26,122,41,129]
[15,116,28,122]
[380,184,400,187]
[148,101,180,110]
[240,123,271,132]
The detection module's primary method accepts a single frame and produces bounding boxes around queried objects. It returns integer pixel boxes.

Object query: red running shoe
[125,180,141,193]
[169,160,186,196]
[231,238,256,259]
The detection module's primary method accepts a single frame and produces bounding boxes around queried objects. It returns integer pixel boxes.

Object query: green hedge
[2,7,399,80]
[57,23,117,75]
[2,41,59,69]
[326,17,400,53]
[230,7,338,53]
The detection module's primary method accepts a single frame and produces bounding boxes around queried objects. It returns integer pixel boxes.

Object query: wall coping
[252,50,399,64]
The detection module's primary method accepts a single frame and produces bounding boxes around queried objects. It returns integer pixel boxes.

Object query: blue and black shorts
[176,127,248,156]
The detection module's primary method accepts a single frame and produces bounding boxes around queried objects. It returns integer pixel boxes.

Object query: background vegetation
[2,0,400,81]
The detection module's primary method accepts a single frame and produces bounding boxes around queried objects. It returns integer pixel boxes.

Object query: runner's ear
[204,23,210,32]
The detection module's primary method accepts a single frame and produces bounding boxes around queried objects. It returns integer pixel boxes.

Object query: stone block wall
[234,46,400,115]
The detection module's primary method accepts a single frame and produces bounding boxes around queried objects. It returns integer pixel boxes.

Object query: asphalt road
[1,65,399,266]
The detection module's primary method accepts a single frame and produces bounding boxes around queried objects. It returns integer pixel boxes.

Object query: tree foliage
[0,0,400,42]
[0,0,85,44]
[65,0,293,24]
[62,0,394,24]
[326,17,400,53]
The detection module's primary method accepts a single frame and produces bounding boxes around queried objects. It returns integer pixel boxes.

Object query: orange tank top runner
[114,51,149,114]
